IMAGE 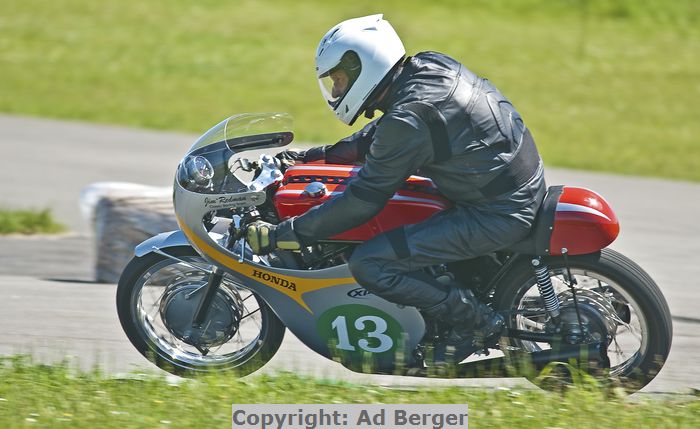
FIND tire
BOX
[116,246,285,377]
[492,248,672,392]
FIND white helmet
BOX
[316,14,405,125]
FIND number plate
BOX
[316,305,404,370]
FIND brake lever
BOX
[233,157,259,173]
[239,158,252,171]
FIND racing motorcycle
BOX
[116,113,672,392]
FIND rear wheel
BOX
[116,247,285,377]
[493,248,672,392]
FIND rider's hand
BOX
[246,219,301,254]
[274,149,305,171]
[275,147,327,170]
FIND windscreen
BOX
[176,113,293,195]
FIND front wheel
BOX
[493,248,672,392]
[116,246,286,377]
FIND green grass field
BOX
[1,0,699,181]
[1,357,699,428]
[0,209,66,235]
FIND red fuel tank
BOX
[273,164,452,241]
[549,187,620,256]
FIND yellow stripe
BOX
[177,215,355,313]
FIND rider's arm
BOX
[276,118,379,166]
[292,110,433,242]
[324,118,379,164]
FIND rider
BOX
[247,14,547,357]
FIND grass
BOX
[0,209,66,235]
[0,356,699,428]
[1,0,699,181]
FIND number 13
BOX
[330,315,393,353]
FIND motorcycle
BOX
[116,113,672,392]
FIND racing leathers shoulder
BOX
[292,51,546,243]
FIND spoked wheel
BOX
[116,247,285,377]
[493,249,672,392]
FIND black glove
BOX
[275,147,328,170]
[246,219,300,254]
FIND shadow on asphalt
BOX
[43,278,101,285]
[672,316,700,325]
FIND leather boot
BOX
[422,287,505,354]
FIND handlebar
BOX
[243,154,283,192]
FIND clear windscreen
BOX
[176,113,293,195]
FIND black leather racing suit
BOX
[292,51,547,311]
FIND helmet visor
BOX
[318,70,347,109]
[318,51,362,110]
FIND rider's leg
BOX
[348,205,533,347]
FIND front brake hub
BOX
[159,282,242,348]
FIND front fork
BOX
[192,268,225,326]
[191,213,247,327]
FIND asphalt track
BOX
[1,115,699,394]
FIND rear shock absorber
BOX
[531,257,560,322]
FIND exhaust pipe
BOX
[454,341,610,378]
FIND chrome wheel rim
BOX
[131,256,267,370]
[512,268,648,377]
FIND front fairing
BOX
[173,113,293,263]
